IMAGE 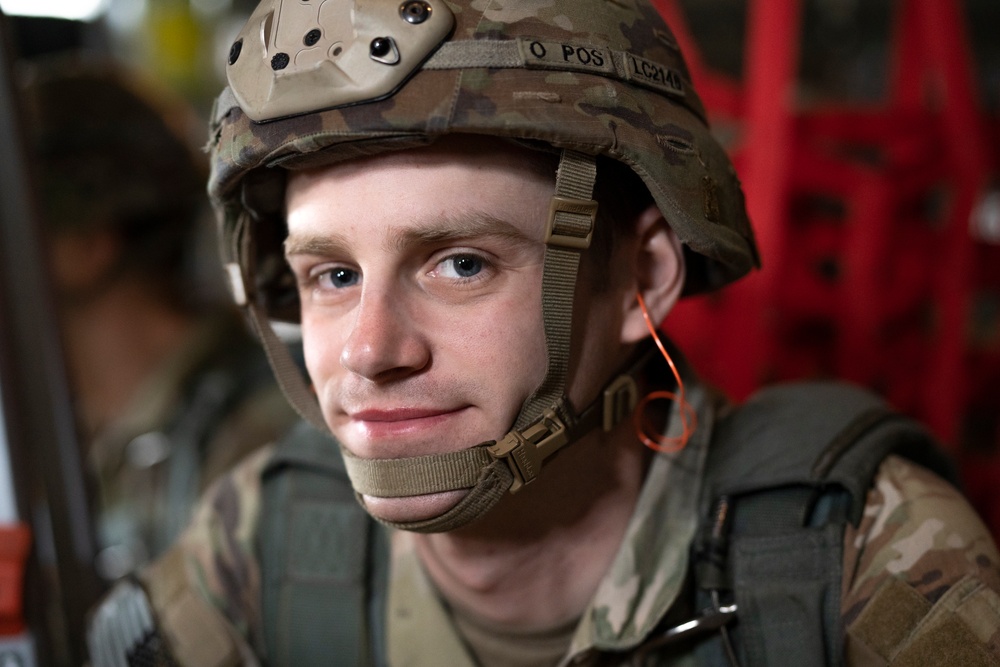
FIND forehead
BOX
[284,136,558,238]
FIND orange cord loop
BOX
[633,292,697,453]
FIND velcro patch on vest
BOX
[517,37,615,75]
[846,575,1000,666]
[289,502,367,582]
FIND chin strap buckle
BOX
[488,409,569,493]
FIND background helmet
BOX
[208,0,760,532]
[22,58,207,305]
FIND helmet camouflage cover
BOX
[208,0,760,532]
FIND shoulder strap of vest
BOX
[703,381,957,517]
[258,421,388,667]
[692,381,956,667]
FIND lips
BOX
[351,407,460,422]
[345,406,470,448]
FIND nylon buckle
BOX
[545,196,597,249]
[488,409,569,493]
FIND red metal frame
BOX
[653,0,1000,531]
[0,524,30,636]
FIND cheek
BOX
[446,293,547,402]
[300,311,346,390]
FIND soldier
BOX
[21,59,299,581]
[89,1,1000,665]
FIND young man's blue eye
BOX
[451,256,482,278]
[329,268,360,287]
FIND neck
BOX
[412,418,650,631]
[59,280,196,437]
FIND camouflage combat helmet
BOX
[209,0,760,533]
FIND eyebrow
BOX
[284,231,352,258]
[284,212,538,258]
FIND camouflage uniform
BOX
[88,312,299,580]
[123,373,1000,666]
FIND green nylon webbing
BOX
[365,456,515,534]
[516,150,596,430]
[247,300,329,430]
[421,39,701,119]
[341,444,494,497]
[423,39,524,70]
[235,212,329,433]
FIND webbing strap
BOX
[692,382,954,667]
[343,346,652,533]
[341,444,494,497]
[424,39,524,69]
[368,457,514,534]
[232,211,329,432]
[724,497,845,666]
[246,300,328,431]
[343,343,650,500]
[260,423,382,667]
[422,38,701,119]
[516,149,596,429]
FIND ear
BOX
[620,204,685,344]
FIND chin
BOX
[361,489,470,523]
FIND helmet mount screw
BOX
[271,53,290,70]
[369,37,400,64]
[304,29,322,47]
[228,39,243,66]
[370,37,392,58]
[400,0,432,24]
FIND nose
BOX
[340,284,430,381]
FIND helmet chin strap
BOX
[342,148,609,533]
[343,348,653,532]
[235,149,634,533]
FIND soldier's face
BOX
[285,137,571,522]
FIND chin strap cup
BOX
[361,456,514,534]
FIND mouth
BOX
[347,406,471,442]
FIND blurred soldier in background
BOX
[20,58,299,582]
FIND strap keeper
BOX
[545,196,597,249]
[602,375,638,431]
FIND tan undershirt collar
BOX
[450,604,580,667]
